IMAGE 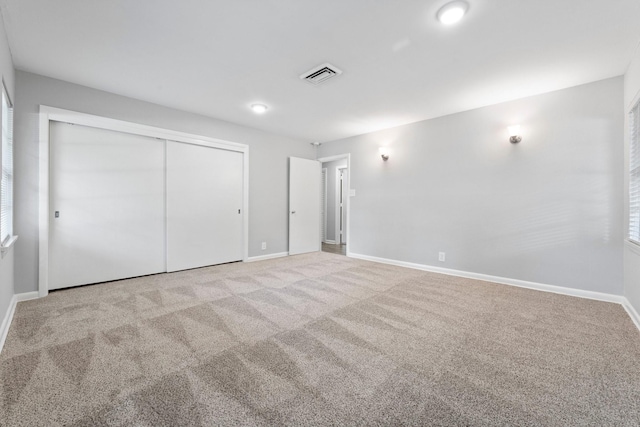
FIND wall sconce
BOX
[508,125,522,143]
[379,147,390,161]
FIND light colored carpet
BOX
[1,252,639,426]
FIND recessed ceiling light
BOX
[437,1,469,25]
[251,103,268,114]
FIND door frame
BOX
[336,166,347,245]
[38,106,249,297]
[318,154,351,256]
[321,167,327,243]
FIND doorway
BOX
[319,155,349,256]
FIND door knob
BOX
[291,211,296,214]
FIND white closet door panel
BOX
[49,122,165,290]
[166,141,243,272]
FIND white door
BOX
[166,141,243,272]
[289,157,321,255]
[49,122,166,290]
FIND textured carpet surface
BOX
[1,252,639,426]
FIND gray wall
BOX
[0,13,15,329]
[322,158,347,242]
[624,45,640,314]
[13,71,314,294]
[318,77,625,295]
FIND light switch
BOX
[349,189,356,197]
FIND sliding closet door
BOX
[49,122,165,290]
[166,141,243,272]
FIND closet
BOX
[166,140,243,272]
[48,121,244,290]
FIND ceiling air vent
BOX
[300,63,342,85]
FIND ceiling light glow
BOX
[437,1,469,25]
[251,103,268,114]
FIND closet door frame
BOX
[38,106,249,297]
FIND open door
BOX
[289,157,321,255]
[338,167,347,244]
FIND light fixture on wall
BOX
[251,103,268,114]
[437,1,469,25]
[508,125,522,143]
[379,147,390,161]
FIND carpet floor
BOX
[1,252,639,426]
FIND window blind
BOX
[630,100,640,244]
[1,88,13,245]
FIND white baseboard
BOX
[323,240,336,245]
[0,295,17,355]
[245,252,289,263]
[16,291,39,302]
[348,252,634,312]
[622,299,640,331]
[0,291,41,355]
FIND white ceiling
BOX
[1,0,639,142]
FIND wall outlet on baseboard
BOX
[438,252,446,262]
[261,242,267,250]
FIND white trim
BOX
[321,167,327,243]
[627,80,640,114]
[337,166,348,244]
[335,168,341,244]
[626,40,640,111]
[163,140,169,271]
[622,299,640,331]
[245,252,289,263]
[324,239,337,244]
[0,291,39,355]
[39,106,248,151]
[0,295,16,354]
[317,154,348,163]
[38,109,50,298]
[625,239,640,255]
[16,291,39,302]
[39,106,250,297]
[349,252,633,306]
[243,150,250,262]
[628,89,640,113]
[318,154,350,252]
[0,234,17,258]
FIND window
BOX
[1,83,14,249]
[630,99,640,244]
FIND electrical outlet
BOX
[438,252,446,262]
[261,242,267,250]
